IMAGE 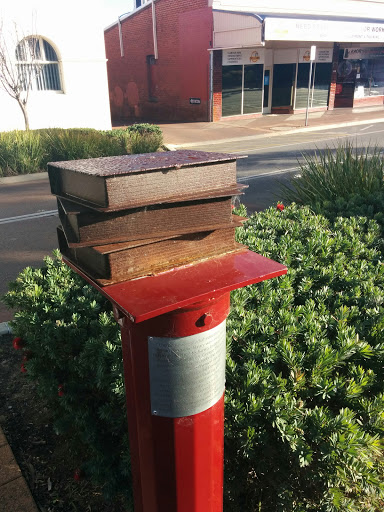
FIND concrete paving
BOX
[155,105,384,148]
[0,427,38,512]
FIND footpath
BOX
[1,105,384,512]
[0,422,38,511]
[156,105,384,148]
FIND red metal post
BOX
[116,294,229,512]
[65,250,287,512]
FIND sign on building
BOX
[223,48,265,65]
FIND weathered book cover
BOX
[58,185,246,247]
[57,223,247,286]
[48,150,240,211]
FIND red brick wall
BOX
[353,95,384,107]
[212,50,222,122]
[104,0,212,124]
[328,43,340,110]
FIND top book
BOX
[48,150,240,211]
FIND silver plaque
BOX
[148,320,226,418]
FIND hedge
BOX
[0,124,164,177]
[4,200,384,511]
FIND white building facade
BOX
[0,1,111,131]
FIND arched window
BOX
[15,36,62,91]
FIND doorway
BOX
[272,63,295,108]
[222,64,264,117]
[263,67,272,113]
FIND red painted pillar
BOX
[65,250,287,512]
[116,294,229,512]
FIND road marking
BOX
[0,210,58,225]
[360,124,374,131]
[228,132,354,154]
[238,166,300,181]
[186,127,384,155]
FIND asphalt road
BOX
[0,178,58,322]
[184,122,384,211]
[1,121,383,322]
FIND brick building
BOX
[104,0,384,124]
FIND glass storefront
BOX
[335,48,384,106]
[243,65,263,114]
[272,64,295,107]
[295,63,332,109]
[221,47,334,117]
[222,64,263,117]
[353,58,384,97]
[222,66,242,117]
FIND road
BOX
[0,178,58,322]
[182,122,384,211]
[1,121,383,322]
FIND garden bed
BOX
[0,333,126,512]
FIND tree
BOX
[0,18,42,130]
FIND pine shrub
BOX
[3,252,133,506]
[3,204,384,511]
[227,203,384,511]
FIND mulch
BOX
[0,333,127,512]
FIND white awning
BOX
[264,17,384,43]
[213,9,384,48]
[212,10,264,49]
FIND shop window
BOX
[222,65,242,116]
[272,64,295,107]
[15,36,62,91]
[354,58,384,97]
[243,65,263,114]
[295,63,332,109]
[222,64,263,117]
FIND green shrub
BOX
[0,125,164,175]
[283,143,384,206]
[4,204,384,511]
[3,252,133,505]
[125,123,162,136]
[43,128,127,163]
[311,191,384,237]
[0,130,48,176]
[128,131,164,154]
[226,204,384,511]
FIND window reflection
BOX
[222,64,263,117]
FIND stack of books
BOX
[48,150,248,286]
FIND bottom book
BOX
[57,226,247,286]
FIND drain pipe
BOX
[152,0,158,60]
[209,50,213,122]
[118,15,125,57]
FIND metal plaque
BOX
[148,320,226,418]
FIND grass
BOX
[282,143,384,205]
[0,125,164,177]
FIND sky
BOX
[1,0,136,31]
[102,0,135,26]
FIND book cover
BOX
[57,223,247,286]
[48,150,241,211]
[58,185,246,247]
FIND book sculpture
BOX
[48,150,248,286]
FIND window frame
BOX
[15,36,63,93]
